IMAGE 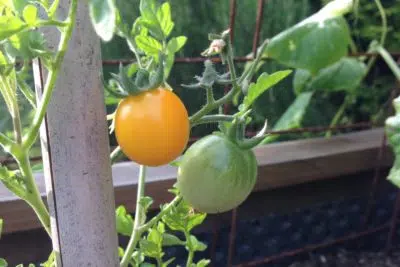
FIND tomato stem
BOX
[376,46,400,82]
[120,165,147,267]
[191,115,234,127]
[23,0,78,150]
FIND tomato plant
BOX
[0,0,397,266]
[114,87,189,167]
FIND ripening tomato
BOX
[176,134,258,214]
[114,87,190,167]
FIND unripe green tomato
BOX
[176,134,258,214]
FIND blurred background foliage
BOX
[1,0,399,156]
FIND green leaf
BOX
[88,0,116,42]
[147,228,163,246]
[188,235,207,252]
[139,0,164,40]
[295,57,367,94]
[265,16,352,74]
[187,213,206,232]
[243,70,292,109]
[0,259,7,267]
[132,251,145,265]
[115,205,133,237]
[22,4,37,26]
[156,2,174,37]
[135,35,162,56]
[0,15,26,42]
[196,259,211,267]
[139,239,162,259]
[261,92,313,145]
[167,36,187,53]
[162,233,185,246]
[293,69,312,93]
[162,258,175,267]
[5,31,49,60]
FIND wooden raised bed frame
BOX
[0,127,393,235]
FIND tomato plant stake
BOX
[32,1,120,266]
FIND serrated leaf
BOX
[162,233,185,246]
[265,16,351,74]
[115,205,133,237]
[135,35,162,56]
[22,4,37,26]
[0,259,7,267]
[167,36,187,53]
[187,213,206,232]
[5,30,49,60]
[243,70,292,109]
[88,0,116,42]
[189,235,207,252]
[296,57,367,94]
[156,2,174,37]
[196,259,210,267]
[147,228,163,246]
[261,92,313,145]
[140,239,162,259]
[0,15,26,42]
[139,0,164,40]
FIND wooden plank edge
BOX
[0,128,393,234]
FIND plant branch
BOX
[0,133,14,152]
[120,165,147,267]
[238,39,269,84]
[377,46,400,81]
[138,195,182,232]
[110,146,123,164]
[23,0,78,150]
[191,115,234,127]
[365,0,388,75]
[189,38,243,125]
[18,153,51,236]
[325,95,351,138]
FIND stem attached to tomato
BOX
[120,165,147,267]
[23,0,78,150]
[191,115,235,127]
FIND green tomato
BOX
[176,134,258,214]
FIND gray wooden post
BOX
[32,1,119,266]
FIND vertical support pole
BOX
[33,1,119,266]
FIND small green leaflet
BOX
[22,4,37,26]
[135,34,162,56]
[156,2,174,37]
[88,0,116,42]
[243,70,292,109]
[0,15,26,42]
[0,258,7,267]
[115,205,133,236]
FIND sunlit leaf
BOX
[88,0,116,42]
[243,70,292,109]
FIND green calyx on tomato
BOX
[176,133,258,214]
[104,52,166,98]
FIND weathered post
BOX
[32,1,119,266]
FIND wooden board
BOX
[0,128,393,234]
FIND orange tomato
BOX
[114,87,190,166]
